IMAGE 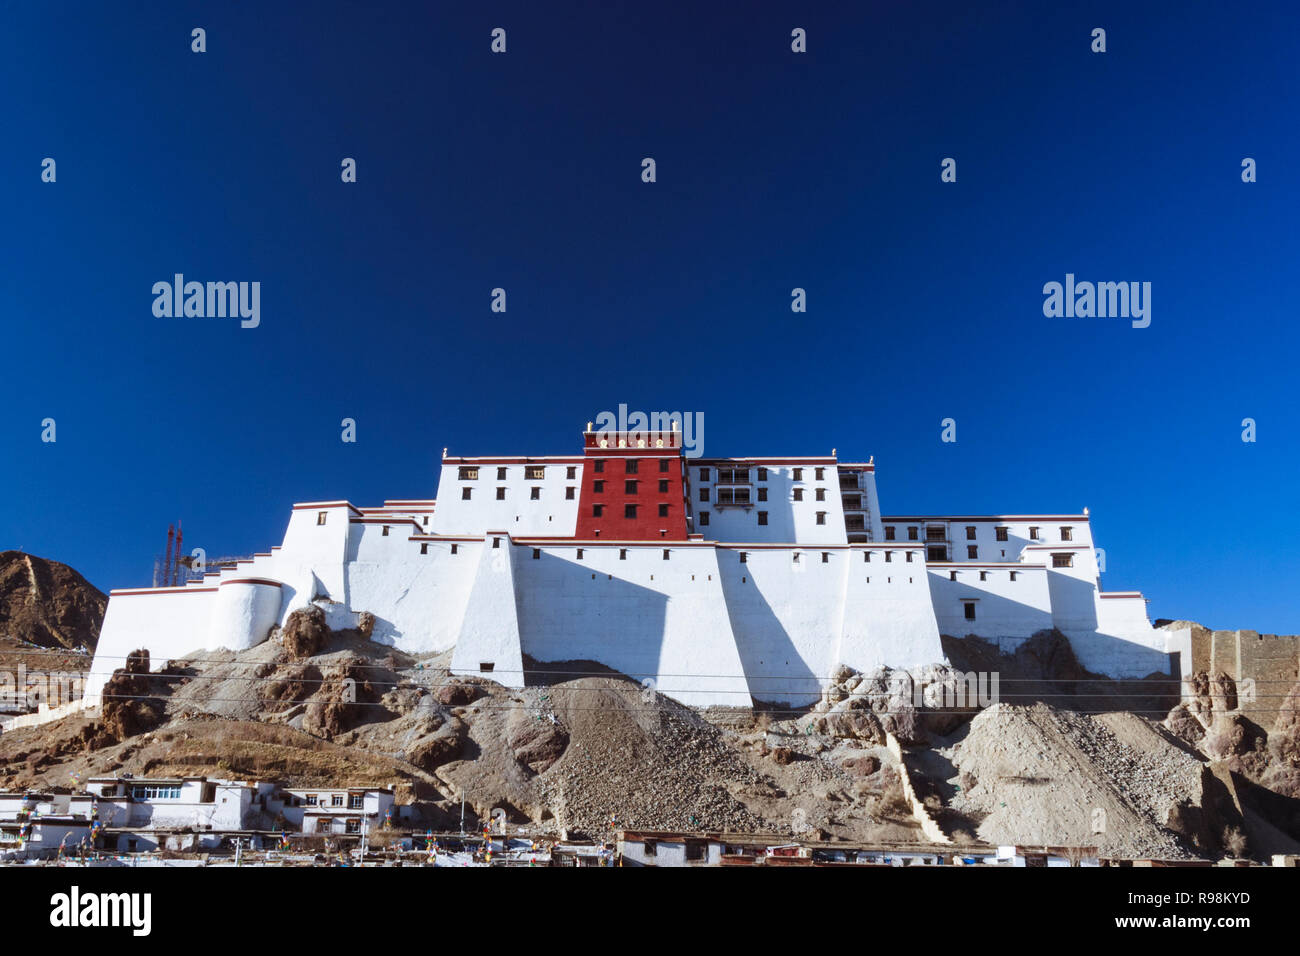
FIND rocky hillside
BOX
[0,550,106,651]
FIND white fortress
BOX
[87,425,1172,708]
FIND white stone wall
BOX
[690,462,847,545]
[431,460,584,537]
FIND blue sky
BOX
[1,1,1296,632]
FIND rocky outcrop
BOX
[0,550,106,650]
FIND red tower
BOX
[574,425,689,540]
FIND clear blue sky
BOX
[2,2,1296,632]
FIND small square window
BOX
[757,487,768,502]
[525,465,545,480]
[458,467,479,480]
[567,466,577,479]
[905,551,913,562]
[462,488,472,500]
[625,480,638,494]
[619,549,628,560]
[815,467,824,481]
[792,468,803,481]
[420,543,428,554]
[625,459,639,474]
[532,548,541,559]
[816,512,826,525]
[576,548,584,559]
[1029,526,1040,540]
[496,487,506,500]
[821,552,829,563]
[451,544,458,554]
[757,511,768,526]
[966,526,977,540]
[699,511,710,526]
[885,526,895,541]
[964,603,977,621]
[968,545,978,559]
[594,459,605,473]
[658,504,669,517]
[594,480,604,493]
[698,467,710,481]
[757,467,767,481]
[815,488,825,501]
[663,549,670,560]
[565,487,575,500]
[995,527,1009,542]
[317,511,328,526]
[530,487,541,500]
[908,527,919,541]
[624,504,637,519]
[792,488,804,502]
[659,459,670,473]
[658,480,669,493]
[739,552,747,564]
[497,466,507,480]
[592,504,604,517]
[1060,526,1073,541]
[699,488,709,502]
[382,525,390,536]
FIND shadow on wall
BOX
[512,552,671,689]
[718,563,820,710]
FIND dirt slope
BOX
[0,550,106,651]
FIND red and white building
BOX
[86,425,1168,708]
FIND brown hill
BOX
[0,550,106,651]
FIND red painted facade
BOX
[574,430,690,540]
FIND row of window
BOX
[592,458,672,474]
[591,503,672,518]
[303,793,363,808]
[462,486,579,501]
[593,479,673,494]
[696,466,825,482]
[884,524,1075,542]
[696,510,828,527]
[458,465,581,481]
[129,785,182,800]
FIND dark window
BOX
[757,487,768,502]
[659,459,670,473]
[458,467,478,480]
[619,549,627,560]
[821,552,829,563]
[1052,553,1074,568]
[625,459,639,474]
[565,487,575,500]
[905,551,914,562]
[382,525,389,536]
[815,467,824,480]
[996,527,1009,541]
[497,467,507,480]
[663,549,670,560]
[757,511,768,526]
[699,467,710,481]
[979,570,987,581]
[699,488,709,502]
[533,548,540,559]
[966,526,977,540]
[964,603,976,621]
[451,544,458,554]
[594,480,604,493]
[624,504,637,519]
[885,526,895,540]
[792,488,804,502]
[420,543,428,555]
[815,488,826,501]
[885,551,893,562]
[699,511,710,526]
[566,466,576,479]
[757,467,767,481]
[317,512,327,526]
[739,552,747,564]
[461,488,472,500]
[968,545,978,559]
[625,480,638,494]
[792,468,803,480]
[658,504,669,517]
[927,545,947,561]
[658,480,669,493]
[594,459,605,473]
[816,512,826,525]
[1029,526,1040,539]
[592,504,603,517]
[908,526,919,540]
[530,487,541,500]
[496,487,506,500]
[576,548,584,559]
[1060,526,1073,541]
[525,465,545,480]
[492,537,500,548]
